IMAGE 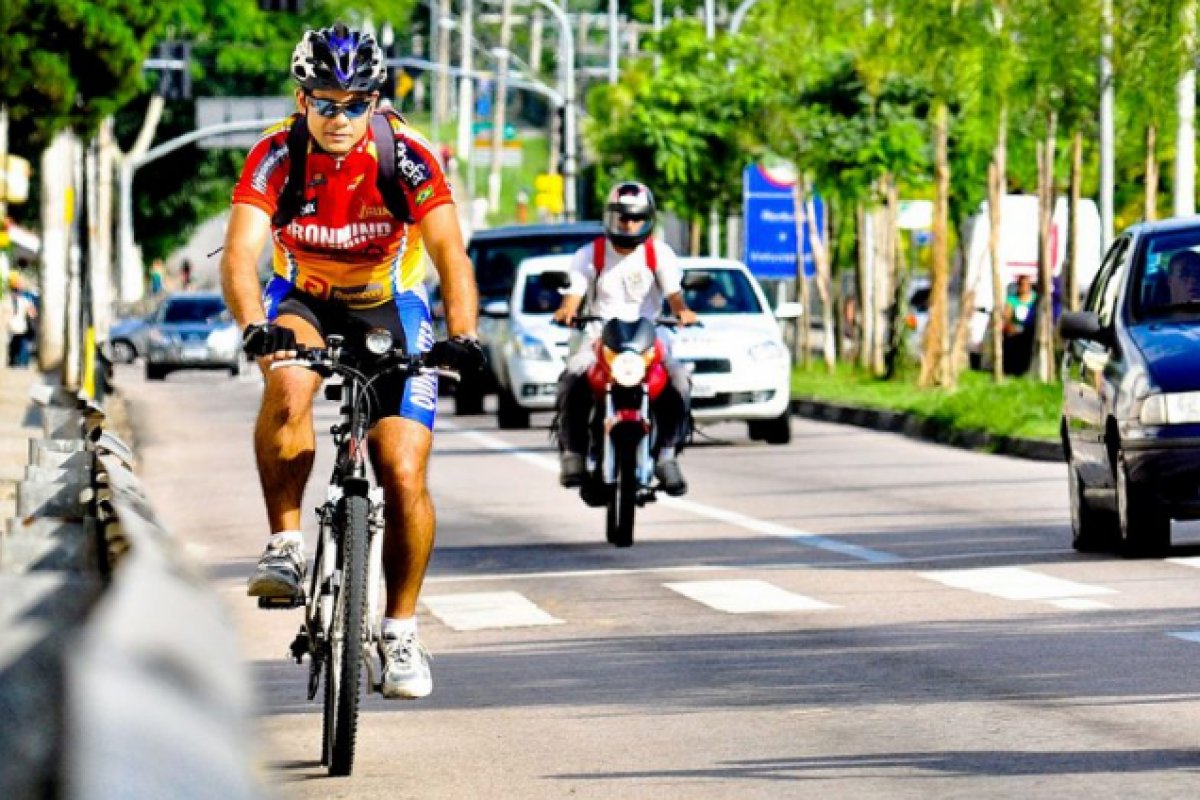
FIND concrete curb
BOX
[790,398,1064,462]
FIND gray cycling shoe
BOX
[379,632,433,699]
[246,539,306,598]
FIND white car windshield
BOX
[680,271,763,315]
[521,275,565,315]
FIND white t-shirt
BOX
[565,238,683,323]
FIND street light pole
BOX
[608,0,619,84]
[531,0,577,220]
[706,0,719,256]
[487,0,515,212]
[1099,0,1114,245]
[705,0,715,40]
[730,0,763,33]
[456,0,476,199]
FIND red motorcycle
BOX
[569,315,676,547]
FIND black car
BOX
[1060,218,1200,556]
[453,221,604,414]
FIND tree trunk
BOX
[919,100,952,388]
[799,176,836,372]
[689,217,702,256]
[790,184,811,366]
[1145,123,1159,221]
[1033,110,1058,383]
[856,202,872,369]
[39,131,77,373]
[988,114,1007,383]
[877,177,898,376]
[1066,130,1082,312]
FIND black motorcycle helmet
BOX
[603,182,657,250]
[291,23,386,93]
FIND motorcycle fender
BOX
[646,362,668,400]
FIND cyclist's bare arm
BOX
[420,205,479,338]
[220,203,272,328]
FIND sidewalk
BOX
[0,366,42,522]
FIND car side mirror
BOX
[1058,310,1111,346]
[774,301,804,321]
[537,271,571,291]
[481,299,510,319]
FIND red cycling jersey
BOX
[232,113,454,308]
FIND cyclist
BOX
[219,23,483,700]
[552,181,698,496]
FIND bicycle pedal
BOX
[257,590,306,610]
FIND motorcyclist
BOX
[552,181,698,496]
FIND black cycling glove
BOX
[241,322,298,357]
[428,335,486,374]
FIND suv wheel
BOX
[748,413,791,445]
[1116,451,1170,557]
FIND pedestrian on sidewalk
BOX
[7,273,37,368]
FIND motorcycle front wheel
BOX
[605,442,638,547]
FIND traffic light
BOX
[258,0,305,10]
[154,42,192,100]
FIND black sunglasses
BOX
[306,94,374,119]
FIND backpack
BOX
[592,236,657,275]
[271,109,414,228]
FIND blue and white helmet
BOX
[291,23,386,93]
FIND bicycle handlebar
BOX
[269,345,461,383]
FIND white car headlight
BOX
[610,351,647,387]
[207,325,240,353]
[1140,391,1200,425]
[514,332,553,361]
[748,339,787,361]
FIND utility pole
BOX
[531,8,544,73]
[487,0,515,214]
[0,105,9,298]
[1176,0,1197,218]
[1099,0,1114,243]
[706,6,720,256]
[64,139,84,391]
[39,131,75,373]
[92,119,115,346]
[435,0,452,141]
[457,0,476,199]
[608,0,620,83]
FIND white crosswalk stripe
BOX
[664,579,836,614]
[422,590,564,631]
[919,566,1115,607]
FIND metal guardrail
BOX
[0,381,263,799]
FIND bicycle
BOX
[258,330,457,777]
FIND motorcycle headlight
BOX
[365,327,394,355]
[515,332,553,361]
[748,339,787,361]
[611,351,647,387]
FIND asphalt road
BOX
[117,362,1200,799]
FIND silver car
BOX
[144,292,242,380]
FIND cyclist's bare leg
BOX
[368,418,435,618]
[254,314,324,533]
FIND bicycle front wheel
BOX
[328,494,370,776]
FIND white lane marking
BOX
[422,590,564,631]
[920,566,1116,602]
[665,579,835,614]
[1048,598,1113,611]
[1168,557,1200,569]
[1168,631,1200,644]
[427,564,739,584]
[442,425,902,564]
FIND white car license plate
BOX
[691,381,716,399]
[182,344,207,360]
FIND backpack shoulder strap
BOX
[644,239,657,272]
[593,237,606,274]
[371,109,415,224]
[271,114,309,228]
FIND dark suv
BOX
[453,222,604,414]
[1060,218,1200,556]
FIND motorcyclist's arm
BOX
[554,293,583,324]
[421,204,479,339]
[220,203,272,327]
[665,292,699,326]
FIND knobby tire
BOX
[329,495,370,776]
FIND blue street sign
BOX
[476,79,493,118]
[742,164,823,279]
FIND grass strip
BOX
[790,362,1062,442]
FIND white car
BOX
[670,258,801,444]
[483,254,576,429]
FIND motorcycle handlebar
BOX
[551,316,702,330]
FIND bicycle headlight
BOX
[611,351,647,387]
[364,327,394,355]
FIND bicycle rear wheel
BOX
[327,495,370,776]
